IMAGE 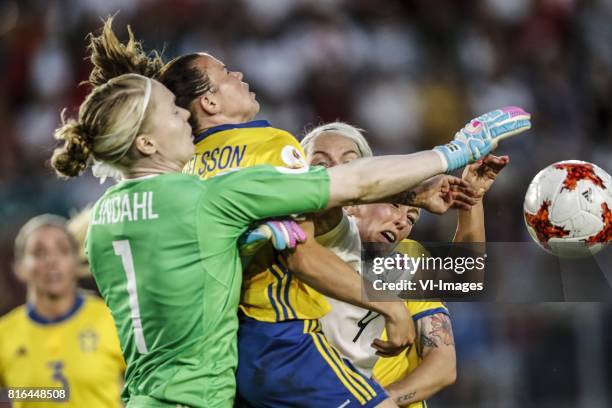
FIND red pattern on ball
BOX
[525,200,571,246]
[586,203,612,244]
[554,163,605,191]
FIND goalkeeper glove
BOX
[239,219,307,257]
[434,106,531,172]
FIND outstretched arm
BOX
[327,107,530,209]
[326,151,446,209]
[311,174,477,239]
[208,108,529,225]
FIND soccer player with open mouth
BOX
[52,18,530,408]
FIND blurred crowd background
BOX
[0,0,610,406]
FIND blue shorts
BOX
[236,315,388,408]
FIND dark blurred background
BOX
[0,0,611,406]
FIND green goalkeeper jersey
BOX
[86,165,330,408]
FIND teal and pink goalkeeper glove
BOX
[434,106,531,172]
[239,219,307,257]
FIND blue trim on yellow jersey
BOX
[27,294,84,325]
[269,264,289,320]
[283,272,296,319]
[267,283,281,321]
[194,120,272,143]
[274,254,296,319]
[412,307,449,322]
[264,253,297,321]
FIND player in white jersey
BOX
[302,122,509,406]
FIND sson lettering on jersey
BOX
[193,145,247,176]
[185,120,328,322]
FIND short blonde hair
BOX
[51,73,153,178]
[301,122,373,159]
[14,214,77,262]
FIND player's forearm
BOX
[443,202,486,285]
[453,201,485,243]
[326,151,446,209]
[286,241,406,319]
[385,348,457,406]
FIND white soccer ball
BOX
[523,160,612,258]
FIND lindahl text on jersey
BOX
[91,192,159,225]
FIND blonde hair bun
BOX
[51,116,93,178]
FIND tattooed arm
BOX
[384,313,457,407]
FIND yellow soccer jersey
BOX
[371,239,448,408]
[184,120,308,178]
[0,294,125,408]
[372,300,449,408]
[184,120,330,322]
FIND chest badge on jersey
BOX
[78,329,99,352]
[281,146,307,169]
[14,345,28,358]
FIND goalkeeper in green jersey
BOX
[50,74,528,407]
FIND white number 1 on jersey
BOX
[113,240,149,354]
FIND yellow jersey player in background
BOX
[0,214,125,408]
